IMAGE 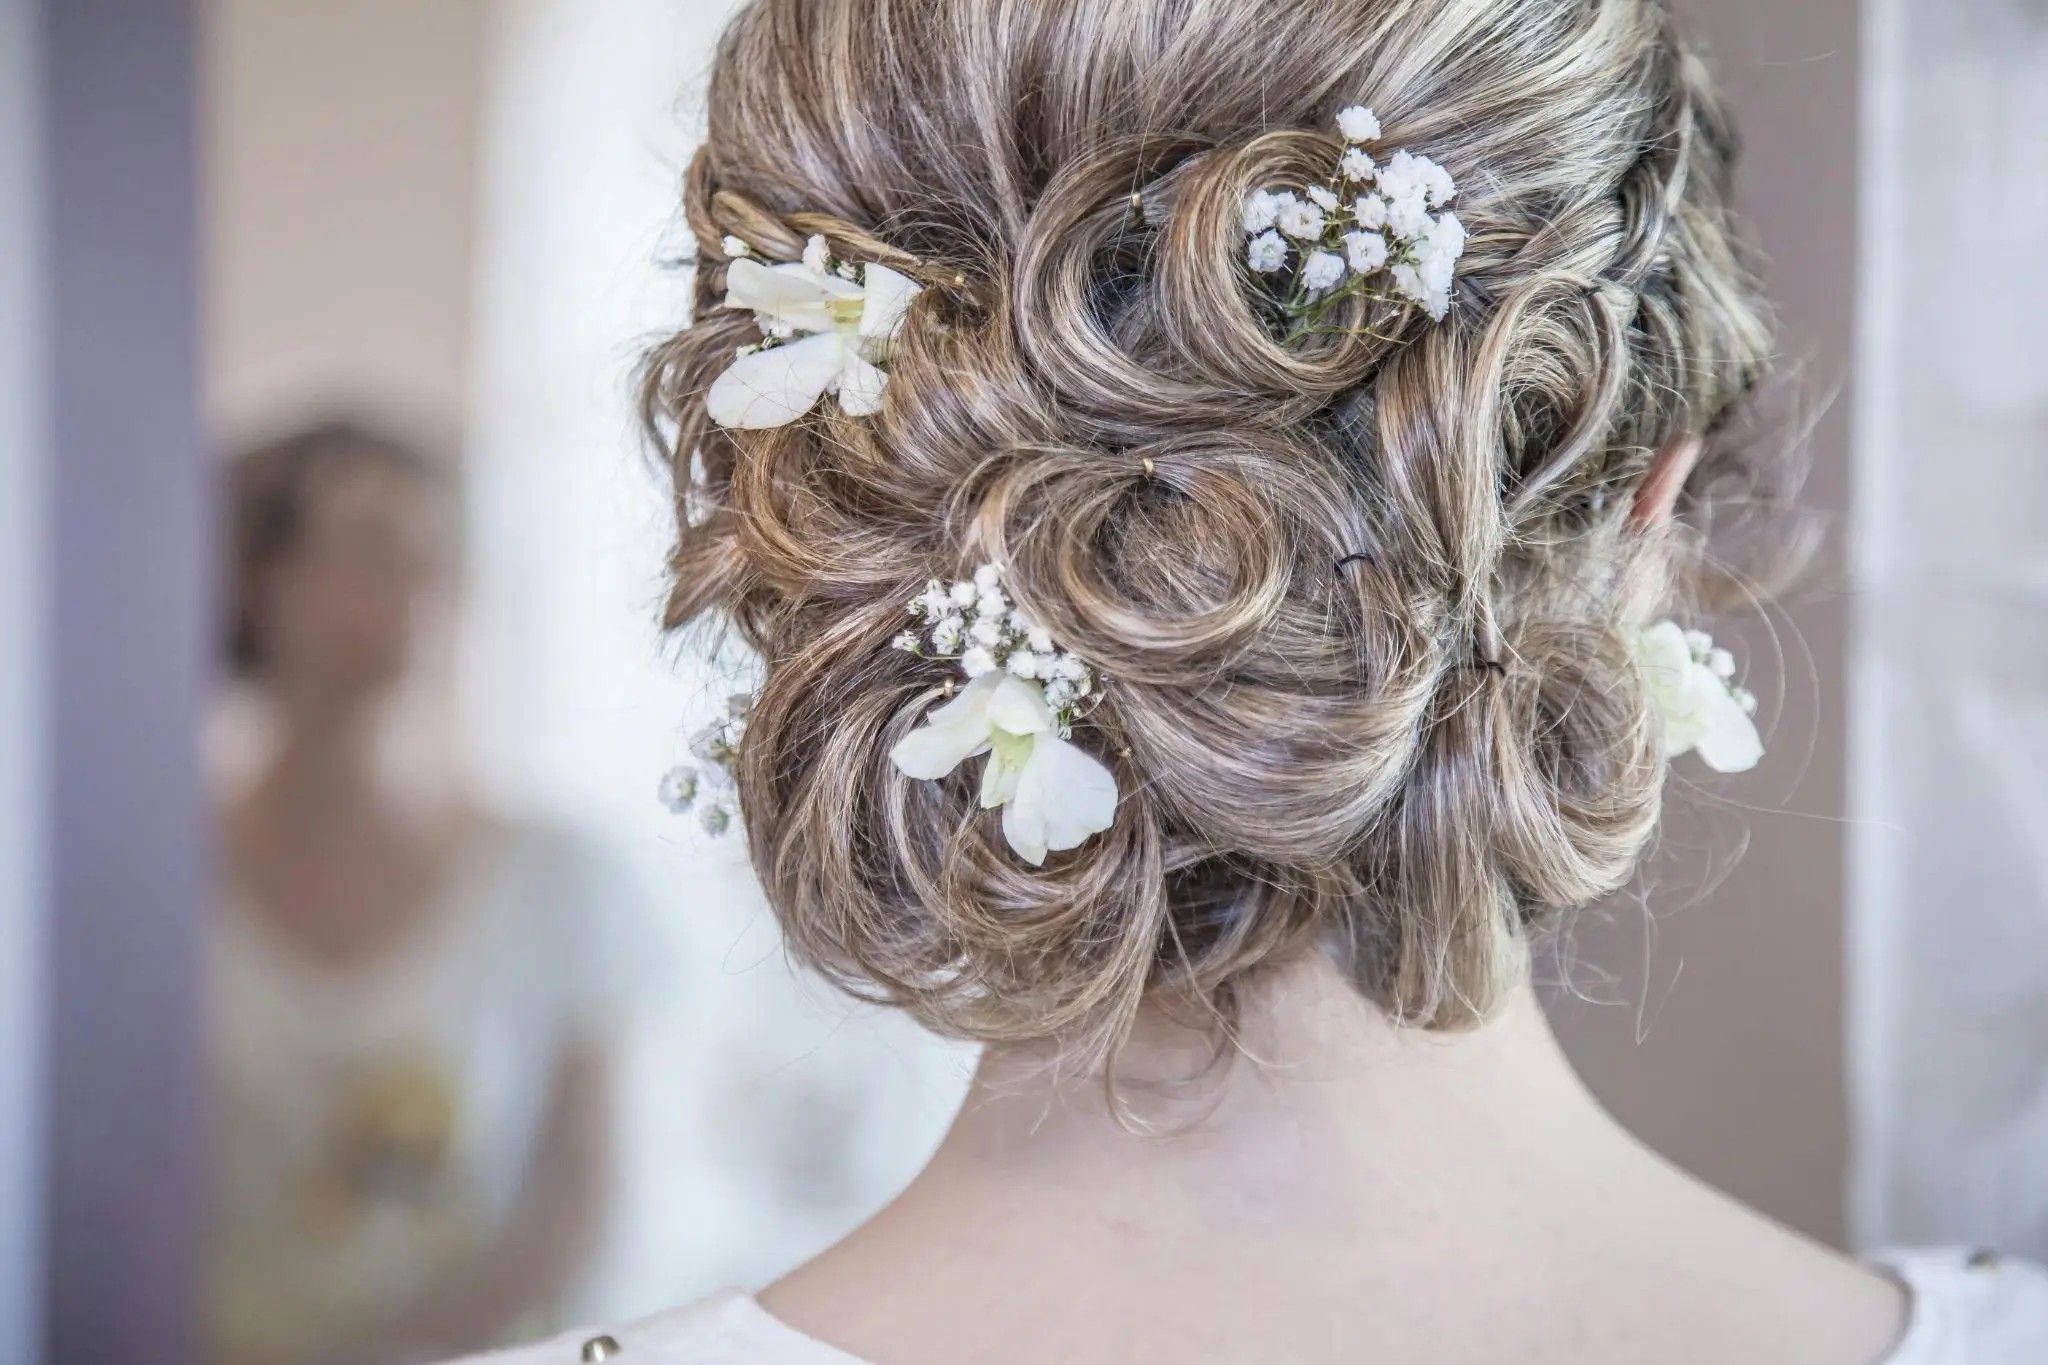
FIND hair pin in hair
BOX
[1634,622,1762,774]
[706,233,922,430]
[1334,552,1373,573]
[660,692,755,836]
[887,563,1118,866]
[1242,105,1467,325]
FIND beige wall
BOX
[1551,0,1861,1248]
[203,0,491,441]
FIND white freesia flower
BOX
[1337,105,1382,144]
[889,672,1119,866]
[707,234,923,429]
[1634,621,1764,774]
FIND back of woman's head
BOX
[644,0,1781,1066]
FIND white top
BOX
[206,821,651,1363]
[454,1248,2048,1365]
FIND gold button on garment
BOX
[581,1334,623,1362]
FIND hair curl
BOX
[642,0,1787,1068]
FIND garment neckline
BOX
[705,1290,876,1365]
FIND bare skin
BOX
[762,958,1906,1365]
[759,437,1904,1364]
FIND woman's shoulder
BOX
[450,1291,869,1365]
[1874,1247,2048,1363]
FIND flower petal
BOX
[1691,683,1764,774]
[837,352,889,416]
[985,676,1055,737]
[859,262,922,341]
[1010,732,1118,859]
[1000,792,1050,866]
[721,259,846,332]
[706,332,845,429]
[979,730,1032,809]
[888,672,1001,780]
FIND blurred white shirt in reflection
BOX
[205,820,649,1363]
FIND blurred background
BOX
[1,0,2043,1362]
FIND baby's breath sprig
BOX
[659,692,754,836]
[888,562,1118,866]
[1242,105,1467,331]
[894,563,1103,736]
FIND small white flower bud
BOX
[1707,648,1736,679]
[961,646,998,678]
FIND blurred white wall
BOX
[1850,0,2048,1256]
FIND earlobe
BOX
[1632,434,1704,529]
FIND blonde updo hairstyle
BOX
[643,0,1781,1069]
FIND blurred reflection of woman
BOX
[207,421,641,1365]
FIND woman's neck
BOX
[767,952,1905,1365]
[932,954,1633,1206]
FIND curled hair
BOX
[642,0,1787,1066]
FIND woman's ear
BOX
[1632,434,1704,529]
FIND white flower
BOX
[1275,198,1327,240]
[1025,625,1055,653]
[802,234,832,276]
[961,645,998,678]
[1337,105,1382,144]
[1301,250,1347,292]
[699,803,734,837]
[969,616,1004,648]
[1247,229,1290,273]
[1634,621,1764,774]
[1354,194,1389,230]
[722,235,752,259]
[913,582,954,619]
[1306,185,1341,212]
[1242,189,1290,234]
[1340,148,1376,182]
[948,580,978,607]
[1053,653,1091,685]
[1379,150,1456,209]
[658,766,698,814]
[1707,648,1736,680]
[1007,651,1041,679]
[892,631,920,653]
[1344,231,1389,273]
[976,588,1008,618]
[889,672,1119,866]
[706,235,924,429]
[973,563,1004,593]
[931,617,964,653]
[1385,190,1433,243]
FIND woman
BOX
[469,0,2048,1360]
[210,421,637,1364]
